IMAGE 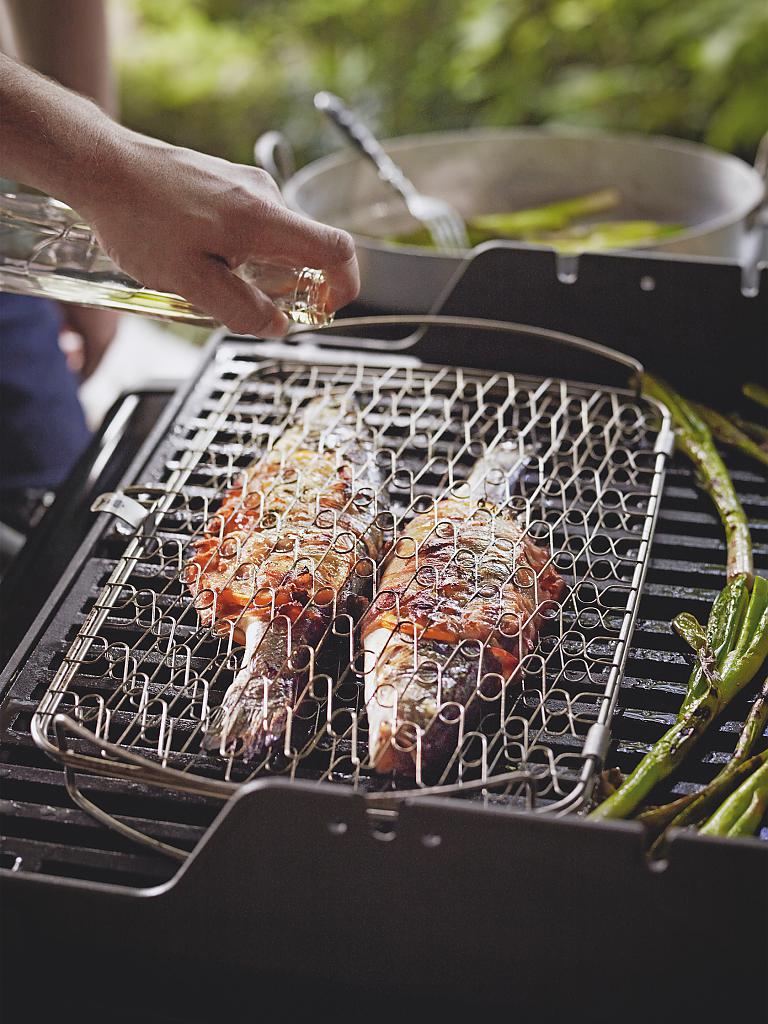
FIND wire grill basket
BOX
[32,322,670,857]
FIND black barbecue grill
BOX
[1,245,766,1022]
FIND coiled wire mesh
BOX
[32,335,669,855]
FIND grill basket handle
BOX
[299,315,644,393]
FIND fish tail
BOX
[203,670,291,760]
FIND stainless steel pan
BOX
[257,127,768,312]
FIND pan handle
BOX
[741,131,768,296]
[745,130,768,226]
[748,130,768,224]
[254,131,295,188]
[753,131,768,188]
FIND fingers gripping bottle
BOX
[0,187,333,329]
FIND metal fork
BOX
[314,92,470,253]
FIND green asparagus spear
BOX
[678,580,749,717]
[640,680,768,840]
[525,220,682,254]
[699,757,768,837]
[590,691,718,821]
[642,375,753,583]
[691,403,768,468]
[590,577,768,821]
[726,789,768,837]
[637,595,752,833]
[389,191,621,248]
[596,379,764,829]
[637,750,768,835]
[391,212,681,251]
[730,414,768,451]
[469,189,620,237]
[710,575,768,706]
[672,611,707,646]
[673,611,717,681]
[743,383,768,410]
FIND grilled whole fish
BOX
[364,458,565,777]
[186,398,385,759]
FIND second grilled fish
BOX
[363,453,565,778]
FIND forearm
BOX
[0,53,359,336]
[5,0,117,115]
[0,52,120,207]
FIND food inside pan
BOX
[382,188,682,252]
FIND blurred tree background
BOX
[111,0,768,167]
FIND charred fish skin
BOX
[189,398,386,760]
[366,631,513,779]
[205,666,295,761]
[364,486,565,779]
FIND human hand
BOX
[71,132,359,338]
[59,305,119,379]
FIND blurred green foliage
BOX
[113,0,767,166]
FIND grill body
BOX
[1,247,767,1020]
[1,782,766,1022]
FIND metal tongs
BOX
[314,91,470,253]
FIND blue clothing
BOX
[0,293,91,491]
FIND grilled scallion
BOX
[730,414,768,451]
[642,375,753,584]
[590,576,768,821]
[699,757,768,838]
[743,382,768,410]
[639,680,768,840]
[692,403,768,469]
